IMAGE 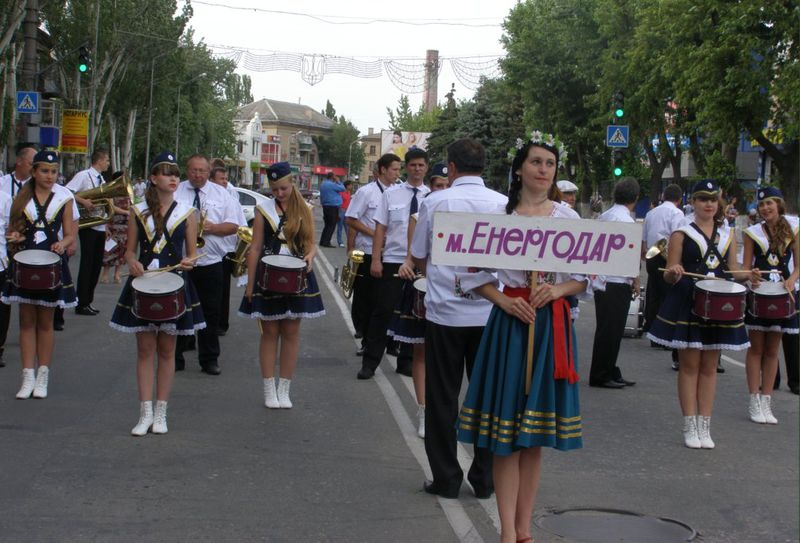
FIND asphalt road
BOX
[0,207,796,542]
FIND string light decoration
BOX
[209,45,501,91]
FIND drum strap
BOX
[690,223,726,275]
[264,200,290,256]
[140,202,179,268]
[762,223,789,278]
[32,192,57,246]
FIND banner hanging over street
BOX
[431,212,642,277]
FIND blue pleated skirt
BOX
[238,268,325,321]
[387,279,425,344]
[457,304,582,455]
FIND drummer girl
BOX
[647,180,749,449]
[742,187,799,425]
[239,161,325,410]
[109,151,205,436]
[3,150,77,400]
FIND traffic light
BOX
[612,150,624,177]
[612,90,624,119]
[78,46,91,73]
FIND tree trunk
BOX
[643,135,668,203]
[122,108,136,173]
[107,112,117,171]
[0,1,27,60]
[689,132,705,177]
[751,131,799,214]
[87,50,127,152]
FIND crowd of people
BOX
[0,133,796,543]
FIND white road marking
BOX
[721,354,746,368]
[315,250,487,543]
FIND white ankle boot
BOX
[697,416,715,449]
[32,366,49,399]
[417,405,425,439]
[152,401,168,434]
[131,401,154,436]
[263,378,280,409]
[16,369,36,399]
[683,415,701,449]
[760,395,778,424]
[277,378,292,409]
[749,393,766,424]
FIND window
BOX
[369,145,376,155]
[238,192,256,206]
[261,143,280,164]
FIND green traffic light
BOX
[615,108,624,118]
[613,167,623,176]
[79,64,88,73]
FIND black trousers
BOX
[176,262,223,368]
[776,333,799,391]
[590,283,632,384]
[219,253,234,332]
[351,253,374,344]
[320,205,339,245]
[0,270,9,355]
[362,263,411,371]
[425,322,493,492]
[76,228,105,308]
[644,255,669,332]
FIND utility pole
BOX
[20,0,39,149]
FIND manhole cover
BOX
[535,508,697,542]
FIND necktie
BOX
[193,187,201,209]
[409,187,419,216]
[96,174,103,187]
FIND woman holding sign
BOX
[647,180,749,449]
[455,132,590,543]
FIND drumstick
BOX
[121,253,205,278]
[658,268,726,281]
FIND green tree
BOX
[224,74,254,107]
[315,113,364,178]
[386,94,441,132]
[322,99,337,121]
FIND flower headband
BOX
[507,129,568,162]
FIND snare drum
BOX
[748,282,794,320]
[692,279,746,321]
[412,277,427,320]
[258,254,307,294]
[131,273,186,322]
[12,249,62,290]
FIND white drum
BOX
[131,273,186,321]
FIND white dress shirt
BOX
[0,172,30,199]
[66,167,106,232]
[411,176,508,327]
[345,180,393,255]
[174,180,242,266]
[0,191,11,271]
[643,201,685,249]
[373,182,430,264]
[221,183,244,253]
[598,203,636,286]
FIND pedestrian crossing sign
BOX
[606,125,629,148]
[16,91,39,114]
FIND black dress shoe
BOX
[217,328,228,336]
[790,385,799,395]
[357,367,375,380]
[53,322,64,331]
[395,365,413,377]
[423,480,460,499]
[590,380,625,389]
[354,331,363,339]
[472,485,494,499]
[0,357,5,367]
[86,305,100,314]
[320,243,335,248]
[201,363,221,375]
[614,378,636,386]
[75,306,97,316]
[716,359,725,373]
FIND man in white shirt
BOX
[590,178,640,388]
[0,190,11,365]
[209,166,245,336]
[0,147,35,199]
[174,155,241,375]
[358,149,431,379]
[66,148,110,315]
[345,153,402,359]
[556,179,579,210]
[411,138,505,500]
[642,184,684,335]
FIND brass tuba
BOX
[645,238,668,260]
[227,226,253,277]
[76,175,134,229]
[196,210,207,248]
[339,249,364,299]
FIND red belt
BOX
[502,286,579,385]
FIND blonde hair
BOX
[272,176,314,255]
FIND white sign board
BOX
[431,212,642,277]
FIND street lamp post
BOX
[347,138,360,180]
[175,72,207,159]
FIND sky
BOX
[184,0,520,134]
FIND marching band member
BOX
[239,162,324,409]
[453,133,588,543]
[742,187,799,424]
[109,152,204,436]
[174,154,240,375]
[387,161,448,438]
[3,150,77,399]
[647,180,749,449]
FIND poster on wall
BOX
[380,130,431,160]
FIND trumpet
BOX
[339,249,364,299]
[645,238,668,260]
[76,175,134,229]
[196,210,207,248]
[227,226,253,277]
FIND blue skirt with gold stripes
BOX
[456,304,582,455]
